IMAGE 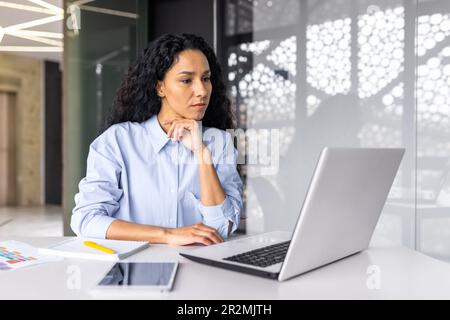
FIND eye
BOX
[203,76,211,82]
[180,79,191,84]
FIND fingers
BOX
[195,223,224,239]
[167,227,214,246]
[167,224,224,246]
[193,223,224,243]
[167,126,193,144]
[164,118,178,139]
[166,121,182,140]
[178,128,188,140]
[193,235,214,246]
[166,121,177,140]
[164,119,195,132]
[162,117,182,126]
[192,229,222,244]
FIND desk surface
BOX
[1,236,450,299]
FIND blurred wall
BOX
[0,53,43,206]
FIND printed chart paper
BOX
[0,241,61,271]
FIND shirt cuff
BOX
[198,196,234,223]
[188,192,235,238]
[81,214,117,239]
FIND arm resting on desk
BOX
[105,220,223,245]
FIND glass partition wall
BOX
[416,0,450,261]
[63,0,147,235]
[218,0,450,262]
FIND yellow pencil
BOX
[83,241,116,254]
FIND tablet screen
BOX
[97,262,178,289]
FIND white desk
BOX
[1,236,450,299]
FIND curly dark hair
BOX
[105,33,235,131]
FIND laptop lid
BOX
[278,147,404,281]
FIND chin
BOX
[191,112,206,121]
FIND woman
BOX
[71,33,243,246]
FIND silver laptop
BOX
[180,147,405,281]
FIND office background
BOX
[0,0,449,263]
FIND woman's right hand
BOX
[165,223,224,246]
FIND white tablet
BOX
[91,262,179,295]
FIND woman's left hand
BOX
[163,118,204,153]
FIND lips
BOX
[192,103,206,108]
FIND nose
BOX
[194,78,208,98]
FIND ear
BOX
[156,81,165,98]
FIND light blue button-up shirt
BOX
[71,115,243,240]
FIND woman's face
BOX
[157,49,212,121]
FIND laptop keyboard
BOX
[223,241,291,268]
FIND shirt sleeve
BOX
[70,131,123,239]
[192,131,244,239]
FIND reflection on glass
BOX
[223,0,450,261]
[358,7,404,99]
[307,18,352,95]
[222,1,420,254]
[416,4,450,262]
[225,0,300,36]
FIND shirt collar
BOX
[146,115,170,153]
